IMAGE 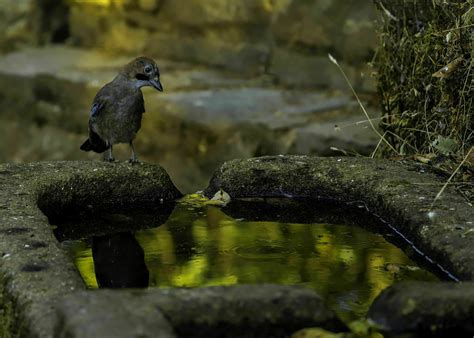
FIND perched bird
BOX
[80,57,163,162]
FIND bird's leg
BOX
[128,141,138,164]
[103,144,115,162]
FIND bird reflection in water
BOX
[92,232,149,288]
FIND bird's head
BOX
[122,56,163,92]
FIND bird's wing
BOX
[89,83,115,121]
[89,101,104,120]
[86,95,109,152]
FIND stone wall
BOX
[0,0,33,51]
[0,0,69,52]
[57,0,376,90]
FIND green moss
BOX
[374,0,473,156]
[0,275,24,338]
[401,298,416,315]
[0,287,14,338]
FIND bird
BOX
[80,56,163,163]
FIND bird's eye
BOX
[144,65,153,74]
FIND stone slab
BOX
[57,285,346,338]
[368,281,474,336]
[56,290,176,338]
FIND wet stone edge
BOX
[203,155,474,335]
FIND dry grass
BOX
[375,0,472,155]
[373,0,473,201]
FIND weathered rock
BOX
[272,1,378,63]
[368,282,474,336]
[58,285,346,338]
[0,0,34,51]
[68,3,105,47]
[35,161,182,221]
[289,114,379,155]
[56,291,176,338]
[146,30,270,74]
[204,156,474,281]
[138,0,160,12]
[0,161,181,337]
[269,0,378,89]
[102,22,150,54]
[32,0,70,44]
[157,0,273,25]
[0,0,69,52]
[151,88,349,128]
[270,50,347,89]
[269,49,376,91]
[153,285,346,337]
[63,0,378,89]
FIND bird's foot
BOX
[128,158,139,165]
[103,157,115,162]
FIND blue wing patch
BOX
[90,102,104,119]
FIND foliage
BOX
[374,0,473,157]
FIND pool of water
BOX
[56,196,438,323]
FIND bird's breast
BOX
[97,93,145,144]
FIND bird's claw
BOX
[128,158,139,165]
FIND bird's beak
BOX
[149,78,163,92]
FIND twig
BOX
[328,54,400,156]
[377,0,399,21]
[430,147,473,210]
[371,131,388,158]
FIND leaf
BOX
[432,136,459,155]
[414,154,435,164]
[206,189,231,207]
[432,57,464,78]
[292,328,343,338]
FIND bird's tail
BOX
[80,130,109,153]
[80,139,93,152]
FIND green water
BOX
[58,196,438,323]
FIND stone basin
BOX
[0,157,472,337]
